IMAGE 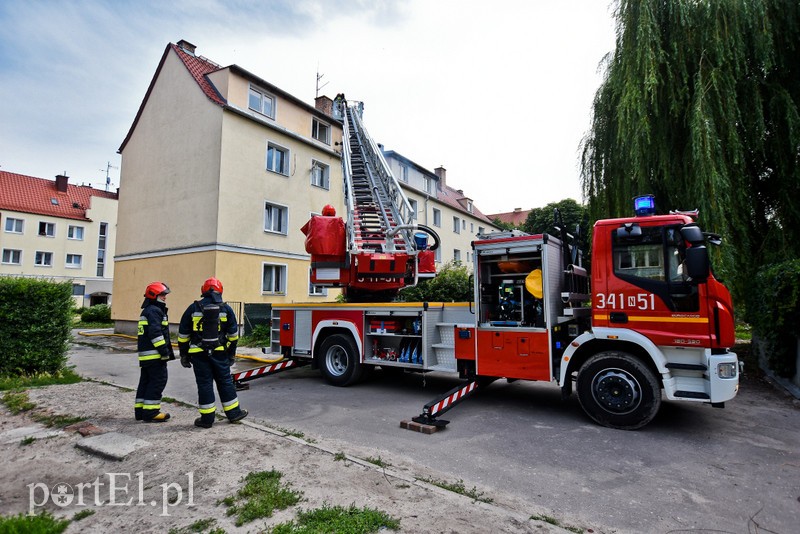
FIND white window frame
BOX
[67,225,84,240]
[408,199,418,220]
[454,249,461,263]
[38,221,55,237]
[66,253,82,268]
[311,160,330,190]
[453,216,460,234]
[249,86,275,118]
[264,201,289,235]
[266,141,291,176]
[34,250,53,267]
[312,118,331,145]
[467,200,474,213]
[424,176,432,194]
[262,263,287,295]
[4,217,23,234]
[400,164,409,182]
[1,249,21,265]
[308,268,327,296]
[478,226,485,236]
[435,246,442,263]
[432,208,441,227]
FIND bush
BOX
[80,304,111,323]
[748,259,800,377]
[0,277,73,375]
[398,262,473,302]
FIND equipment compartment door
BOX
[476,329,550,381]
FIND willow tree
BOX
[581,0,800,304]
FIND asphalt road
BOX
[69,331,799,533]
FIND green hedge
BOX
[749,260,800,377]
[80,304,111,323]
[398,262,473,302]
[0,277,73,375]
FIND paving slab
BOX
[0,425,63,444]
[75,431,151,461]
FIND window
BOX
[2,249,21,265]
[400,164,409,182]
[435,246,442,263]
[453,216,460,234]
[249,86,275,118]
[462,219,466,230]
[478,226,485,236]
[466,252,471,263]
[454,249,461,263]
[470,223,474,233]
[423,176,432,194]
[467,200,474,213]
[4,218,23,233]
[311,161,330,189]
[312,118,331,144]
[309,268,327,296]
[264,201,288,234]
[72,284,85,296]
[34,251,53,266]
[262,263,287,294]
[38,222,55,237]
[408,199,418,220]
[432,208,441,227]
[266,142,290,175]
[97,222,107,277]
[68,225,84,240]
[66,254,82,268]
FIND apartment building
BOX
[0,171,118,306]
[113,40,344,331]
[382,151,498,266]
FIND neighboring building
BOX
[0,171,118,307]
[382,150,499,266]
[488,207,531,228]
[113,39,344,331]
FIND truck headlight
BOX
[717,362,737,379]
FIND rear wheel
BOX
[318,334,363,386]
[576,351,661,430]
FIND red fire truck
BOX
[234,100,740,430]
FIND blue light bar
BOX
[634,195,656,216]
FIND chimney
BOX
[434,166,446,190]
[177,39,196,55]
[315,95,333,116]
[55,174,69,193]
[514,207,521,212]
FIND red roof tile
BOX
[436,184,494,224]
[170,44,226,106]
[487,209,531,226]
[0,171,118,221]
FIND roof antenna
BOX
[315,64,328,98]
[101,161,118,191]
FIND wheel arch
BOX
[312,321,362,365]
[560,329,667,388]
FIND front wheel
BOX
[576,351,661,430]
[318,334,363,387]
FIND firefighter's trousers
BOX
[135,361,168,421]
[191,350,243,425]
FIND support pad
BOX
[400,419,443,434]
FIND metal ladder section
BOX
[342,102,414,255]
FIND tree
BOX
[581,0,800,305]
[521,198,587,237]
[397,262,473,302]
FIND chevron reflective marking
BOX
[430,382,477,416]
[233,359,297,382]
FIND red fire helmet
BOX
[144,282,170,300]
[202,277,223,295]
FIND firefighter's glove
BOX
[226,341,238,366]
[158,347,170,361]
[167,345,176,361]
[180,354,192,368]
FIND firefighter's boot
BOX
[194,416,214,429]
[145,412,171,423]
[134,407,143,421]
[228,409,248,423]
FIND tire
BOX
[576,351,661,430]
[318,334,363,387]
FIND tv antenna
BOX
[101,161,118,191]
[315,64,328,98]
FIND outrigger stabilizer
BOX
[232,358,308,391]
[410,380,480,429]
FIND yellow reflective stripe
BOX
[139,354,162,361]
[199,407,216,414]
[142,405,161,410]
[178,334,191,342]
[161,320,169,326]
[228,334,239,341]
[134,402,143,408]
[223,400,239,412]
[593,314,708,324]
[188,347,204,353]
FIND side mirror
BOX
[680,224,705,245]
[685,245,709,283]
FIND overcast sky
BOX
[0,0,616,215]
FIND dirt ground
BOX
[0,381,570,533]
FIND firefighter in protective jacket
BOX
[177,277,248,428]
[135,282,174,422]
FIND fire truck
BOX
[234,98,740,430]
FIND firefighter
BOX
[177,277,248,428]
[135,281,174,422]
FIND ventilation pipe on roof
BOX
[177,39,196,55]
[55,174,68,193]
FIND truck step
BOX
[666,363,708,371]
[674,390,710,399]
